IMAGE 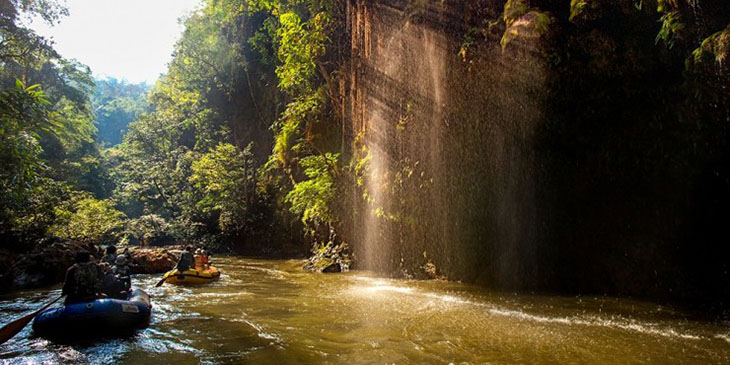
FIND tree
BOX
[191,143,258,238]
[51,194,126,245]
[92,78,149,146]
[285,153,338,232]
[0,0,102,249]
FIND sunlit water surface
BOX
[1,257,728,364]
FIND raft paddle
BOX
[0,295,63,345]
[154,274,168,287]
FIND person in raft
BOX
[101,245,117,266]
[194,248,204,269]
[200,247,210,269]
[112,255,132,288]
[201,246,210,263]
[103,254,132,299]
[62,251,104,304]
[194,248,211,270]
[176,246,194,272]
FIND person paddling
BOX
[62,252,104,305]
[176,246,194,272]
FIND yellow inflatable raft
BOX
[162,266,221,285]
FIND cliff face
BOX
[341,0,730,309]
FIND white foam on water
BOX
[486,308,703,341]
[136,337,202,355]
[228,318,283,343]
[348,277,710,342]
[197,292,250,298]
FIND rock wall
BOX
[342,0,730,310]
[344,0,552,287]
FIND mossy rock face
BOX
[303,241,352,273]
[503,0,530,27]
[688,23,730,73]
[501,10,557,50]
[569,0,598,24]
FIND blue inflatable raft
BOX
[32,288,152,337]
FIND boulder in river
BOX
[127,247,177,274]
[303,242,351,273]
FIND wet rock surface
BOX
[128,248,178,274]
[303,243,351,273]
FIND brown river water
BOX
[1,256,729,364]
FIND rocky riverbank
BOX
[0,242,180,293]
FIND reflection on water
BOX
[1,257,728,364]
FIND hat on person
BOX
[115,254,128,265]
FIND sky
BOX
[27,0,202,84]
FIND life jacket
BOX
[69,262,100,298]
[101,253,116,265]
[112,265,131,277]
[102,272,128,299]
[194,254,203,269]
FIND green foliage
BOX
[106,0,281,249]
[191,143,258,236]
[689,24,730,65]
[0,0,69,26]
[285,153,338,229]
[0,0,108,250]
[500,10,554,50]
[0,80,50,202]
[276,11,329,93]
[273,86,327,167]
[248,17,279,65]
[247,0,344,251]
[51,193,126,245]
[0,0,342,256]
[656,10,685,48]
[3,177,70,240]
[503,0,529,27]
[125,214,172,245]
[92,78,149,146]
[569,0,592,23]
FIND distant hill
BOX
[92,78,150,145]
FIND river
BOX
[1,257,728,364]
